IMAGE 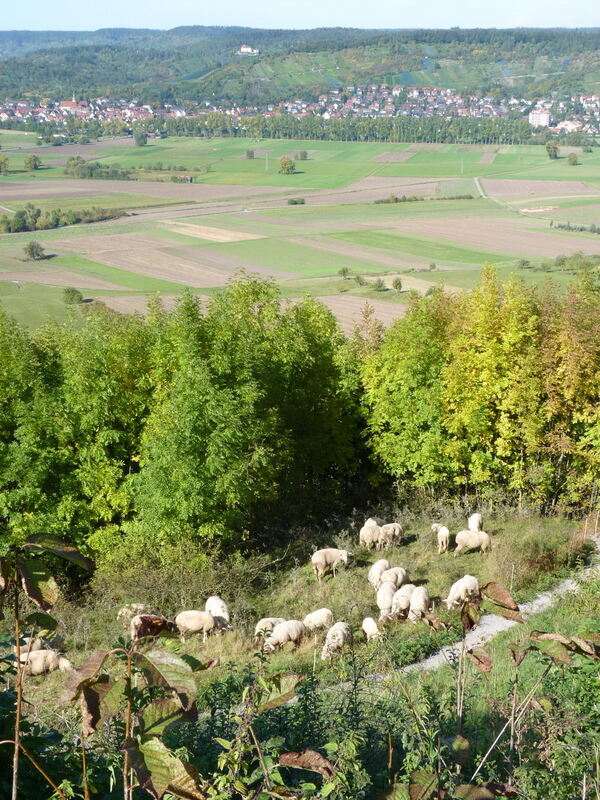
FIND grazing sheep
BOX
[130,614,177,642]
[19,650,72,676]
[321,622,352,661]
[376,581,397,620]
[443,575,481,610]
[303,608,334,633]
[264,620,306,653]
[391,583,417,618]
[204,596,231,631]
[378,567,408,589]
[431,523,450,554]
[359,521,381,550]
[454,530,491,556]
[253,617,286,644]
[408,586,431,622]
[468,513,483,532]
[175,610,217,642]
[311,548,352,583]
[361,617,382,642]
[117,603,151,629]
[368,559,390,588]
[378,522,403,549]
[14,636,45,654]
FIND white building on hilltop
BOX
[237,44,260,56]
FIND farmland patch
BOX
[163,221,265,242]
[372,151,416,163]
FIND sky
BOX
[4,0,600,31]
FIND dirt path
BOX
[404,535,600,675]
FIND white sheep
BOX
[321,622,352,661]
[263,620,306,653]
[311,548,352,583]
[204,596,231,630]
[443,575,481,610]
[468,513,483,532]
[454,530,491,556]
[431,523,450,554]
[253,617,286,644]
[19,650,72,676]
[303,608,334,633]
[175,610,216,642]
[361,617,382,642]
[359,521,381,550]
[378,522,403,549]
[391,583,416,617]
[408,586,431,622]
[14,636,45,654]
[368,559,390,588]
[376,580,397,620]
[117,603,151,629]
[378,567,408,589]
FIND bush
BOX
[372,278,387,291]
[287,197,305,205]
[392,277,403,292]
[246,149,255,159]
[567,152,579,166]
[278,157,296,175]
[133,131,147,146]
[63,287,83,305]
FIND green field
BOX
[0,137,598,327]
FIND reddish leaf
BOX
[16,557,59,611]
[532,639,573,665]
[59,649,110,704]
[480,583,520,611]
[279,750,335,778]
[134,650,197,710]
[508,643,530,667]
[21,534,94,571]
[461,602,480,632]
[467,647,493,673]
[454,783,518,798]
[423,613,446,631]
[408,770,439,800]
[530,630,571,646]
[485,604,524,624]
[80,674,115,737]
[569,636,599,658]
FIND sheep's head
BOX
[431,523,440,533]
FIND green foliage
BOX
[567,152,578,166]
[278,156,296,175]
[23,241,45,260]
[545,140,559,159]
[24,154,41,170]
[133,130,148,146]
[62,287,83,305]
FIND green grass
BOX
[332,229,512,266]
[0,280,75,327]
[49,254,190,293]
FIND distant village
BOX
[1,81,599,135]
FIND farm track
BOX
[404,535,600,675]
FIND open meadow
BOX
[1,135,599,329]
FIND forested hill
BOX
[0,27,599,102]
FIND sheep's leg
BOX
[454,545,462,557]
[203,630,207,643]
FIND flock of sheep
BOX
[14,512,489,675]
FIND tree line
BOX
[1,267,599,565]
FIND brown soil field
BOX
[0,180,286,203]
[235,148,272,158]
[559,146,583,155]
[15,136,133,159]
[296,295,407,334]
[162,245,299,279]
[284,235,432,269]
[372,151,416,163]
[482,179,597,199]
[98,294,185,315]
[479,153,497,164]
[0,270,124,290]
[163,221,265,242]
[390,217,600,257]
[49,233,233,287]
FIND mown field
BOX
[0,136,598,329]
